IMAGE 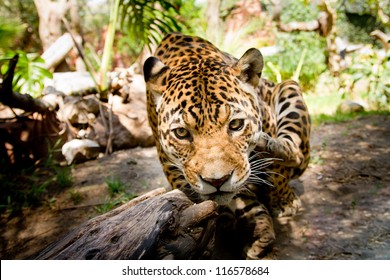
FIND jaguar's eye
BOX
[173,127,191,140]
[229,119,245,131]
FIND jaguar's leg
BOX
[267,168,302,217]
[231,187,275,259]
[256,80,309,217]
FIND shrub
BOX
[263,32,327,90]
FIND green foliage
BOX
[95,0,183,92]
[304,89,343,116]
[69,189,84,205]
[0,51,52,97]
[343,50,390,110]
[280,0,319,23]
[0,0,41,52]
[343,0,389,15]
[106,176,125,196]
[118,0,182,49]
[350,197,358,210]
[115,33,143,61]
[310,153,324,165]
[54,166,73,189]
[94,177,136,214]
[0,139,72,213]
[0,19,24,51]
[83,0,196,69]
[263,32,327,89]
[27,179,51,206]
[311,110,389,126]
[93,176,137,214]
[337,12,383,46]
[337,0,390,45]
[222,17,270,57]
[0,164,73,213]
[94,199,119,214]
[174,0,203,36]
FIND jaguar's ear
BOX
[235,48,264,88]
[143,57,170,109]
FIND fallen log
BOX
[41,33,75,70]
[44,72,97,95]
[36,188,220,260]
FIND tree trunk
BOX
[206,0,221,45]
[33,0,68,51]
[36,188,220,260]
[34,0,84,72]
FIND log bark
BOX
[36,188,219,260]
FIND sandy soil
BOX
[1,114,389,259]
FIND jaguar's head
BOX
[144,49,264,205]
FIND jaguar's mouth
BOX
[201,191,236,206]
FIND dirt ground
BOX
[1,114,389,259]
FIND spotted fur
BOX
[144,33,311,259]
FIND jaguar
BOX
[143,33,311,259]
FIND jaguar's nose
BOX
[201,174,231,189]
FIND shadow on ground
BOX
[1,114,389,259]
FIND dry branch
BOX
[36,188,219,260]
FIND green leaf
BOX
[118,0,181,49]
[0,50,52,97]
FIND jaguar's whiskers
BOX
[247,153,283,188]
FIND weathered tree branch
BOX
[36,188,219,260]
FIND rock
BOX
[337,100,365,114]
[62,139,101,165]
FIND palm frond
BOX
[118,0,182,50]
